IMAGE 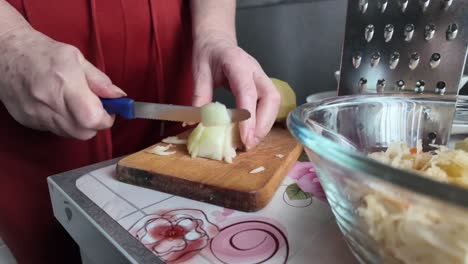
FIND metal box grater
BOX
[337,0,468,96]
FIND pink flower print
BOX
[129,209,219,263]
[209,217,289,263]
[288,161,315,180]
[211,208,235,223]
[288,161,327,202]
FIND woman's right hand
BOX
[0,25,126,140]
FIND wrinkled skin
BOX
[0,26,126,140]
[191,33,281,151]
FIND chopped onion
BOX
[200,102,231,127]
[275,154,285,158]
[162,136,187,145]
[147,144,176,156]
[187,102,242,163]
[249,166,265,174]
[153,151,176,156]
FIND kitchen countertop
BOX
[48,157,159,263]
[47,157,357,264]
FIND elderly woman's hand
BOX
[0,26,126,140]
[191,33,281,151]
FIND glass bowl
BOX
[287,94,468,264]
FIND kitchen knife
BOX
[100,98,250,123]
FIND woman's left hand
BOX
[191,33,281,151]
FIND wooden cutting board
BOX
[116,126,303,212]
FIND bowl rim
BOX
[287,94,468,209]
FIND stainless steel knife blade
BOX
[133,102,250,123]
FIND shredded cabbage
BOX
[358,138,468,264]
[368,140,468,188]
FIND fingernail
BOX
[246,129,258,150]
[111,84,127,96]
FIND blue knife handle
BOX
[100,98,135,119]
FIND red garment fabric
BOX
[0,1,194,263]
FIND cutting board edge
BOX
[115,143,302,212]
[116,163,267,212]
[251,143,303,204]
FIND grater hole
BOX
[396,80,405,91]
[415,80,425,93]
[371,52,381,67]
[442,0,452,10]
[359,77,367,93]
[389,51,400,70]
[446,23,458,40]
[424,24,436,40]
[435,81,446,94]
[378,0,388,13]
[358,0,368,14]
[377,79,386,93]
[353,52,362,68]
[404,24,415,42]
[365,24,375,42]
[430,53,441,68]
[419,0,430,12]
[409,52,420,70]
[400,0,409,12]
[384,24,394,42]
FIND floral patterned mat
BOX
[76,157,356,263]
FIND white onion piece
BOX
[275,154,285,158]
[249,166,265,174]
[200,102,231,127]
[162,136,187,145]
[187,102,242,164]
[154,151,176,156]
[147,144,176,156]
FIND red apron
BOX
[0,1,194,263]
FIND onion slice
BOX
[146,144,176,156]
[162,136,187,145]
[249,166,265,174]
